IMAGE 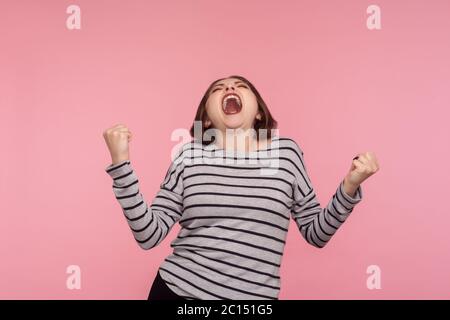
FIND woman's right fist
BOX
[103,124,133,164]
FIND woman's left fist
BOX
[345,151,380,186]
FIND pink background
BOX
[1,0,449,299]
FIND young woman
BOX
[102,75,379,300]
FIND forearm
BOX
[105,161,166,250]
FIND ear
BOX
[205,119,211,128]
[256,112,262,120]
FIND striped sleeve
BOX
[104,152,185,250]
[289,141,363,248]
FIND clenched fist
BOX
[346,151,380,186]
[103,124,133,165]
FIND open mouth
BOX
[222,93,242,115]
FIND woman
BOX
[102,75,379,300]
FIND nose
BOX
[225,83,235,91]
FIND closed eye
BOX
[211,85,248,93]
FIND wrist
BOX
[111,155,129,165]
[343,176,359,198]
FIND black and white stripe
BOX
[105,136,363,299]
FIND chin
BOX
[222,120,246,130]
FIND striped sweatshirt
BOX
[104,136,363,300]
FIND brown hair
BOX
[189,75,278,145]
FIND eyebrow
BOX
[211,80,247,90]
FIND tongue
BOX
[224,99,240,114]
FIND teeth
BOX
[222,94,242,110]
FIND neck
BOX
[214,128,258,152]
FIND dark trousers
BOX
[147,270,186,300]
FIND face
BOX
[204,77,262,134]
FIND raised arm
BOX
[289,141,363,248]
[102,124,187,250]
